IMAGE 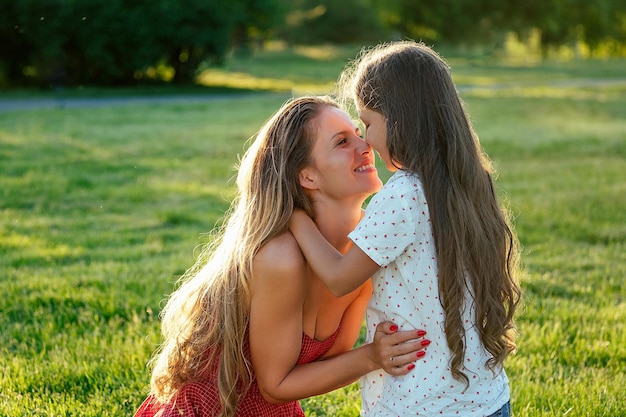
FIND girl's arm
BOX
[290,210,379,297]
[249,233,425,404]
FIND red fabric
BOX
[134,328,340,417]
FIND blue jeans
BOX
[487,401,511,417]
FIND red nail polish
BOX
[408,364,415,370]
[417,330,427,337]
[421,339,431,347]
[390,324,398,332]
[417,351,426,358]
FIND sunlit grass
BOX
[197,68,334,95]
[197,43,360,95]
[460,83,626,101]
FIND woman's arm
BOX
[290,210,379,297]
[249,233,425,404]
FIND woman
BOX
[134,96,429,417]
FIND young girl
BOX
[289,42,522,416]
[133,96,428,417]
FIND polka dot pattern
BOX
[349,171,510,416]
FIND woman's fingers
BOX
[375,321,400,335]
[373,323,430,375]
[386,340,429,370]
[375,322,427,345]
[393,335,430,356]
[391,329,428,345]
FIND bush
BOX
[279,0,388,45]
[0,0,280,87]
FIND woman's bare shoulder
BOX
[254,231,306,277]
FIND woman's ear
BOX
[298,167,319,191]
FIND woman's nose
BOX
[357,138,371,154]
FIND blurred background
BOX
[1,0,625,89]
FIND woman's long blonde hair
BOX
[339,41,522,386]
[148,96,339,416]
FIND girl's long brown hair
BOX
[339,41,521,386]
[147,96,339,416]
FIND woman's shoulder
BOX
[254,231,306,276]
[252,231,308,298]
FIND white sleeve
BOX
[348,184,423,268]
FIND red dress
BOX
[134,327,340,417]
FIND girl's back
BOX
[353,170,510,415]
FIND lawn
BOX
[0,44,625,416]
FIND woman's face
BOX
[301,106,382,201]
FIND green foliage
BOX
[0,49,625,415]
[514,0,625,52]
[0,0,282,87]
[373,0,495,43]
[279,0,387,44]
[375,0,626,56]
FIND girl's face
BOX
[358,108,396,171]
[301,106,382,201]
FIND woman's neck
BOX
[311,197,365,253]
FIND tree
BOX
[372,0,503,45]
[279,0,387,45]
[152,1,240,84]
[0,1,35,86]
[0,0,283,87]
[376,0,625,56]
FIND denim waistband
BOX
[486,401,511,417]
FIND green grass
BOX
[1,45,625,416]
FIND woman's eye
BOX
[338,138,347,145]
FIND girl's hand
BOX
[372,321,429,376]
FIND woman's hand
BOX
[371,321,429,376]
